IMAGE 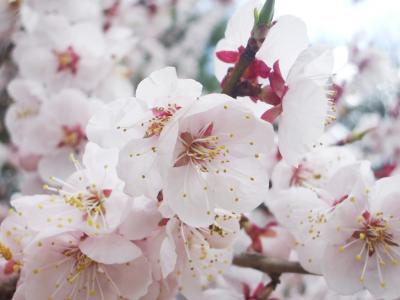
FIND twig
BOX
[233,253,313,275]
[0,44,13,68]
[221,0,275,96]
[334,128,374,146]
[259,273,281,300]
[0,278,17,300]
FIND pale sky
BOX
[236,0,400,59]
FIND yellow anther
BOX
[0,243,13,260]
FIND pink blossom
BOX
[215,0,308,85]
[13,15,112,92]
[321,175,400,299]
[268,162,374,273]
[11,142,129,236]
[22,231,152,300]
[88,67,202,198]
[158,94,274,227]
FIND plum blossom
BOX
[88,66,202,198]
[260,47,335,166]
[347,46,398,99]
[321,175,400,299]
[20,89,100,181]
[156,93,274,227]
[13,14,112,92]
[215,0,335,166]
[2,0,398,298]
[215,0,309,85]
[268,161,374,273]
[5,79,46,150]
[21,231,151,300]
[0,209,35,279]
[163,212,240,300]
[11,142,129,236]
[270,146,357,192]
[201,266,270,300]
[21,0,101,26]
[239,211,294,259]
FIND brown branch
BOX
[0,45,12,69]
[0,278,17,300]
[259,273,281,300]
[221,0,275,96]
[233,253,313,275]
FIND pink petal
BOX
[118,196,162,240]
[101,256,152,299]
[254,60,271,78]
[270,61,287,98]
[260,86,281,106]
[278,78,327,166]
[160,237,177,278]
[322,245,364,294]
[216,50,239,63]
[261,104,283,123]
[79,234,142,264]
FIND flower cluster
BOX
[4,0,232,195]
[0,0,399,300]
[5,0,137,193]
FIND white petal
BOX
[287,46,333,85]
[118,196,162,240]
[160,236,177,278]
[117,137,162,198]
[258,15,309,78]
[322,244,364,295]
[164,166,214,227]
[79,234,142,264]
[86,97,145,149]
[136,66,202,108]
[278,78,327,166]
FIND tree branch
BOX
[233,253,313,275]
[259,273,281,300]
[221,0,275,96]
[334,128,373,146]
[0,279,17,300]
[0,44,13,68]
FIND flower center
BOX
[0,243,13,261]
[59,125,86,149]
[144,104,181,138]
[54,46,80,75]
[352,211,398,257]
[339,211,400,287]
[289,163,322,188]
[174,123,227,171]
[64,187,112,228]
[63,248,95,283]
[16,107,38,119]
